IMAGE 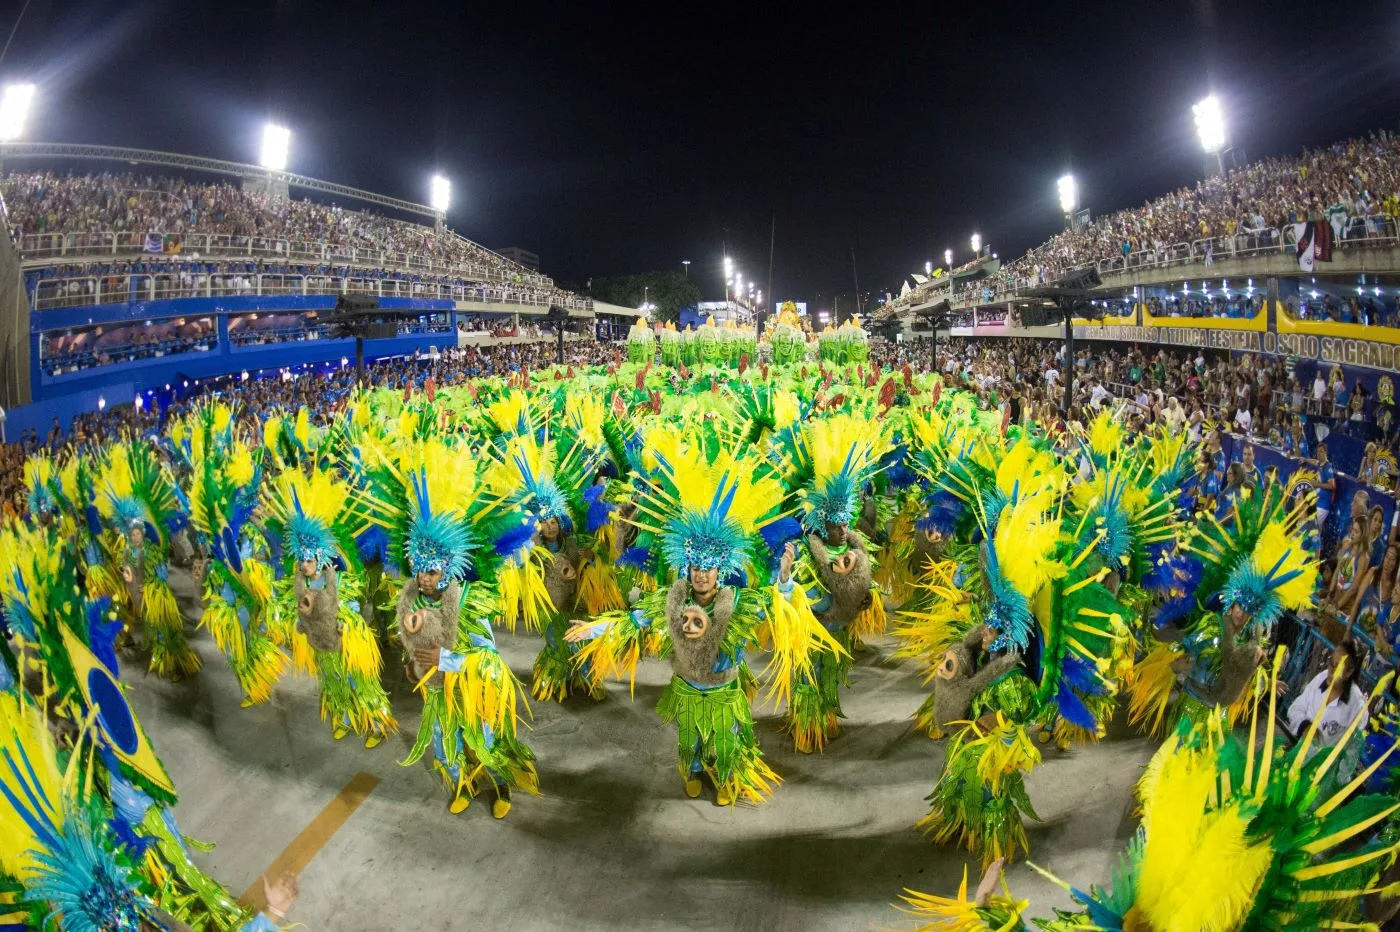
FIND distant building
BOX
[497,247,540,271]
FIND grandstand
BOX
[0,154,599,434]
[885,129,1400,325]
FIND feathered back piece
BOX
[1185,481,1316,637]
[983,492,1064,654]
[23,455,58,519]
[1067,458,1179,581]
[263,468,362,571]
[95,440,182,546]
[0,690,158,930]
[629,429,788,579]
[778,412,890,532]
[1047,656,1400,930]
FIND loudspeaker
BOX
[1056,266,1102,292]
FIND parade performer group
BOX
[2,310,1398,928]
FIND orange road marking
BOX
[239,771,380,912]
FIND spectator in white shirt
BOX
[1313,371,1328,402]
[1286,639,1368,779]
[1233,404,1253,433]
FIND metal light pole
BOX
[682,260,691,278]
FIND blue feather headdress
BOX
[406,467,479,584]
[662,472,752,577]
[1220,551,1305,637]
[285,488,337,571]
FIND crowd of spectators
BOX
[1008,130,1400,285]
[2,170,548,284]
[23,257,589,312]
[1,339,627,519]
[889,129,1400,316]
[2,170,596,314]
[1145,292,1265,319]
[1288,290,1400,327]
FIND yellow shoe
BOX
[684,777,703,798]
[492,797,512,820]
[332,726,349,741]
[715,784,734,807]
[364,734,383,750]
[449,792,471,815]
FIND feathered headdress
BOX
[96,441,182,544]
[630,430,788,578]
[263,469,358,572]
[1219,520,1317,634]
[23,455,59,519]
[779,412,890,532]
[1185,482,1316,638]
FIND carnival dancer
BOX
[173,402,289,707]
[1127,477,1318,737]
[773,411,891,752]
[263,466,397,747]
[568,424,838,804]
[364,436,539,818]
[90,438,202,680]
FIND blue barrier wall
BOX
[8,292,461,439]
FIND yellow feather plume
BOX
[1086,408,1123,460]
[563,393,606,450]
[1132,739,1274,932]
[1251,520,1319,611]
[22,456,54,499]
[991,495,1064,600]
[994,436,1062,504]
[0,692,63,883]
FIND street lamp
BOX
[1057,174,1078,226]
[970,233,982,256]
[429,174,451,213]
[1193,94,1227,177]
[260,123,291,171]
[681,259,691,278]
[0,83,36,142]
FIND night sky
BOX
[5,0,1400,309]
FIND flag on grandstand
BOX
[162,234,182,254]
[143,233,163,253]
[899,280,912,297]
[1292,220,1333,272]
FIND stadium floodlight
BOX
[1057,174,1078,214]
[944,248,953,268]
[430,174,451,213]
[260,123,291,171]
[970,233,982,255]
[724,256,733,276]
[1192,95,1226,154]
[925,260,933,276]
[0,83,36,142]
